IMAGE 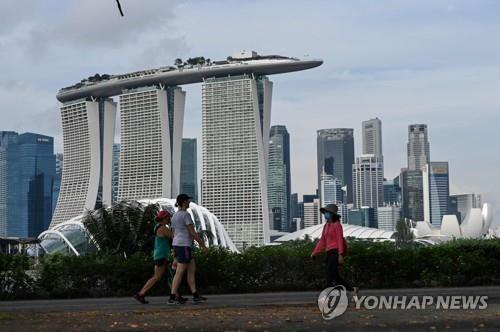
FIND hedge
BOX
[1,239,499,300]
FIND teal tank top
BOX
[153,223,171,260]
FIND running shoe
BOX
[133,293,149,304]
[167,295,186,305]
[192,294,207,304]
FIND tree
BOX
[83,201,160,256]
[174,58,183,66]
[394,219,414,247]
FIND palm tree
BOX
[82,201,160,256]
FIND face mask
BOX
[323,212,333,220]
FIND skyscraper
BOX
[0,145,7,236]
[111,144,120,205]
[303,198,321,228]
[422,162,450,226]
[0,132,56,237]
[52,153,63,213]
[320,171,348,221]
[118,86,185,202]
[320,172,343,206]
[180,138,198,203]
[267,125,291,232]
[51,99,117,228]
[400,168,424,221]
[347,207,376,228]
[401,124,430,222]
[362,118,383,159]
[407,124,430,171]
[383,176,401,206]
[317,128,355,204]
[352,154,384,209]
[377,205,401,231]
[202,75,272,249]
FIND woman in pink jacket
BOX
[311,204,358,296]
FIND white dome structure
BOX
[277,204,494,246]
[38,198,238,255]
[275,223,395,243]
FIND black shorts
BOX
[154,258,168,267]
[173,246,192,264]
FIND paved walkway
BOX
[0,286,499,331]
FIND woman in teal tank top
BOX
[134,210,172,304]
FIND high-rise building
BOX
[362,118,383,159]
[383,176,401,206]
[347,207,376,228]
[303,198,321,228]
[291,193,299,220]
[377,205,401,231]
[0,132,56,237]
[319,171,346,222]
[51,99,117,228]
[320,172,343,206]
[267,125,291,232]
[111,144,120,205]
[118,86,185,202]
[201,75,272,250]
[52,153,63,213]
[317,128,355,204]
[180,138,198,203]
[52,53,321,236]
[400,168,424,221]
[0,145,7,236]
[352,155,384,209]
[422,162,450,226]
[450,193,482,222]
[400,124,430,222]
[407,124,430,171]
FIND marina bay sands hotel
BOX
[51,51,322,249]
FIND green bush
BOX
[1,238,499,300]
[0,254,35,300]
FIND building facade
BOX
[180,138,198,203]
[423,162,450,226]
[118,86,185,202]
[317,128,355,204]
[111,144,120,205]
[377,205,401,231]
[201,75,272,250]
[267,125,291,231]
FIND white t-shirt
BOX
[171,210,194,246]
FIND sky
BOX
[0,0,499,227]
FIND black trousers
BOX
[325,249,354,291]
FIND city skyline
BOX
[0,0,498,227]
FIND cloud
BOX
[0,0,499,227]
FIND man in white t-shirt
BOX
[168,194,208,304]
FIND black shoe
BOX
[133,293,148,304]
[192,294,207,304]
[167,295,186,305]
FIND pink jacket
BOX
[312,221,345,256]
